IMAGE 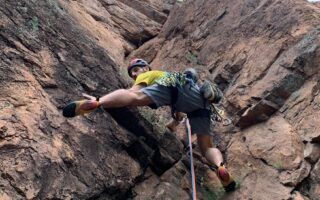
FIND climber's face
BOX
[130,66,150,80]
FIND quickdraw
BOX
[211,105,232,126]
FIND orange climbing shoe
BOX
[216,164,236,192]
[63,99,99,118]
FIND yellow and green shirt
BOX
[134,70,186,87]
[134,70,165,86]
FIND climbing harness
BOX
[185,118,197,200]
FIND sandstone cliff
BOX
[0,0,319,199]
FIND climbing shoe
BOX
[63,99,100,118]
[216,164,236,192]
[200,80,223,104]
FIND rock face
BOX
[0,0,177,199]
[1,0,320,199]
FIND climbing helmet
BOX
[183,68,199,83]
[127,58,150,77]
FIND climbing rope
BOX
[185,118,197,200]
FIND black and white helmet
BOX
[183,68,199,83]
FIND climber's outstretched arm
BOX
[98,84,153,108]
[63,84,153,118]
